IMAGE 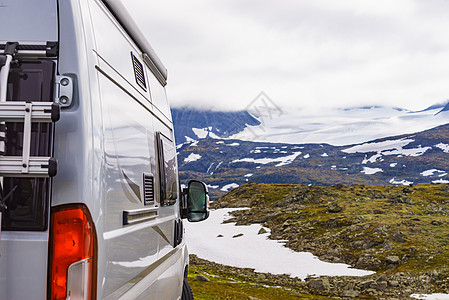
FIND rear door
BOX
[0,1,59,299]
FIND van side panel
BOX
[88,1,185,298]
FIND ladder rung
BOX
[0,156,57,178]
[0,102,60,122]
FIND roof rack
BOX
[0,41,58,58]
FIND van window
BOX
[156,132,177,206]
[149,73,170,120]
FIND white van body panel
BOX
[0,0,190,299]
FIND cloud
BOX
[123,0,449,111]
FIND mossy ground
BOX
[215,182,449,275]
[188,255,339,300]
[206,182,449,297]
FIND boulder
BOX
[385,256,400,264]
[194,275,210,282]
[258,227,267,234]
[308,278,330,290]
[328,202,343,213]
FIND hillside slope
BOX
[211,182,449,298]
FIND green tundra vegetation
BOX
[190,182,449,299]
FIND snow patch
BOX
[435,143,449,153]
[343,138,414,153]
[244,173,253,177]
[184,153,201,163]
[232,152,302,167]
[304,154,310,159]
[411,293,449,300]
[207,184,219,189]
[432,179,449,184]
[192,127,209,139]
[184,208,375,279]
[390,178,413,186]
[420,169,447,177]
[343,138,431,164]
[321,153,328,157]
[362,153,383,164]
[361,167,383,175]
[227,142,240,146]
[221,183,239,192]
[390,163,398,167]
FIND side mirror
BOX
[182,180,209,222]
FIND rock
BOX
[257,274,266,280]
[342,289,359,298]
[429,270,440,278]
[388,280,399,287]
[248,297,262,300]
[431,220,443,226]
[258,227,267,234]
[391,231,406,243]
[385,256,400,264]
[356,256,381,270]
[328,202,343,213]
[359,280,375,289]
[194,275,210,282]
[233,233,244,238]
[371,281,388,291]
[382,241,394,250]
[217,234,224,238]
[403,187,413,193]
[366,288,378,296]
[308,278,330,290]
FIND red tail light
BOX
[48,204,97,300]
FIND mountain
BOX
[436,101,449,114]
[172,102,449,146]
[171,108,260,144]
[177,123,449,199]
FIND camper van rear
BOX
[0,0,208,299]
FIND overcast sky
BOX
[123,0,449,111]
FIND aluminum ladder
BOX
[0,42,60,254]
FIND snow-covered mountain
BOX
[172,102,449,146]
[177,123,449,199]
[171,108,260,144]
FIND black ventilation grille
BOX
[143,173,154,205]
[131,52,147,90]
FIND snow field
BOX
[184,208,375,279]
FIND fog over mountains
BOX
[172,101,449,146]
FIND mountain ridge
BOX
[177,123,449,199]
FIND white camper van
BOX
[0,0,209,299]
